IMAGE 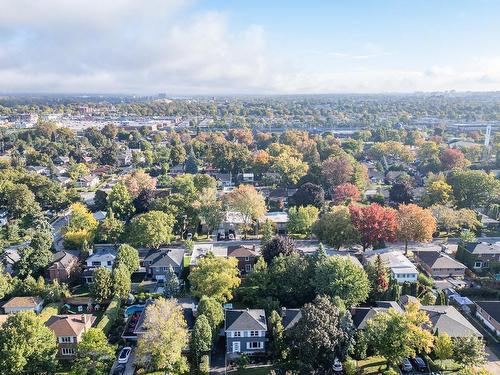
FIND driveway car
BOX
[401,358,413,372]
[118,347,132,364]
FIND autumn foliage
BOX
[349,203,397,250]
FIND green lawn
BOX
[40,302,62,322]
[357,356,390,374]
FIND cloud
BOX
[0,0,499,94]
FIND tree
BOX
[349,203,398,250]
[198,189,226,238]
[287,205,319,237]
[434,333,453,362]
[365,254,389,298]
[163,265,180,298]
[440,148,469,170]
[189,253,241,303]
[90,267,113,303]
[270,151,309,185]
[123,170,156,199]
[260,219,274,251]
[423,180,453,206]
[135,298,188,373]
[448,170,499,209]
[225,185,266,238]
[313,256,370,307]
[452,335,487,368]
[389,182,413,204]
[287,296,355,373]
[291,183,325,208]
[197,296,224,335]
[63,202,99,249]
[96,210,124,243]
[185,149,199,174]
[191,315,212,365]
[332,183,361,205]
[72,328,115,375]
[2,183,41,220]
[365,302,434,366]
[312,206,360,249]
[0,311,57,375]
[68,163,90,180]
[460,229,477,244]
[115,244,140,274]
[112,264,131,300]
[107,181,135,220]
[15,245,52,278]
[262,236,298,265]
[128,211,175,249]
[268,310,286,360]
[0,266,12,300]
[397,204,437,254]
[30,216,54,252]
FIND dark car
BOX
[413,356,426,372]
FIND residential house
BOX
[92,210,107,221]
[475,301,500,336]
[143,248,185,281]
[47,251,79,282]
[227,245,258,275]
[1,247,21,274]
[27,165,50,176]
[0,208,7,227]
[420,305,482,338]
[238,173,255,184]
[225,309,267,357]
[365,250,418,283]
[413,251,467,278]
[56,176,73,186]
[3,296,44,314]
[76,174,100,189]
[45,314,95,359]
[212,172,233,188]
[189,244,227,267]
[458,242,500,270]
[478,213,500,230]
[55,156,71,165]
[260,212,289,234]
[351,307,389,329]
[84,246,117,283]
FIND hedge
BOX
[96,296,121,334]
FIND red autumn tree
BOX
[349,203,397,250]
[332,183,361,205]
[397,203,437,255]
[439,148,469,170]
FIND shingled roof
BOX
[225,309,267,331]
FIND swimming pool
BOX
[124,304,145,318]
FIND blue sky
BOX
[0,0,499,94]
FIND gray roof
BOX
[281,308,302,330]
[421,305,482,338]
[375,301,403,312]
[225,309,267,331]
[465,242,500,255]
[475,301,500,324]
[414,251,466,270]
[351,307,387,329]
[399,295,418,307]
[144,248,184,268]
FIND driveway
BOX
[485,346,500,374]
[109,346,136,375]
[210,336,226,375]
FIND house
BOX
[84,246,117,283]
[351,307,388,329]
[56,176,73,186]
[413,251,467,278]
[280,308,302,330]
[143,248,185,281]
[458,242,500,270]
[475,301,500,336]
[267,188,288,209]
[238,173,254,184]
[76,174,100,189]
[365,250,418,283]
[189,244,227,267]
[478,213,500,230]
[225,309,267,357]
[27,165,50,176]
[420,305,482,338]
[398,295,419,308]
[1,246,21,274]
[213,211,246,240]
[227,245,258,275]
[47,251,79,282]
[212,172,233,188]
[45,314,95,359]
[53,165,68,176]
[260,212,289,234]
[3,296,44,314]
[55,156,71,165]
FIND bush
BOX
[383,369,399,375]
[418,273,434,287]
[96,296,121,334]
[199,355,210,375]
[344,358,357,375]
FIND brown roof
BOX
[3,296,43,309]
[45,314,95,337]
[49,251,78,270]
[227,245,258,258]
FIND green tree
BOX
[313,256,370,307]
[72,328,115,375]
[115,244,140,274]
[96,210,124,244]
[90,267,113,303]
[0,265,12,300]
[225,185,266,238]
[15,245,52,278]
[2,183,41,220]
[191,315,212,365]
[112,264,131,300]
[128,211,175,249]
[163,265,180,298]
[434,333,453,362]
[107,181,135,219]
[0,311,57,375]
[312,205,360,249]
[268,310,286,360]
[452,335,487,368]
[448,170,500,209]
[197,296,224,335]
[287,205,319,237]
[135,298,188,373]
[189,253,241,303]
[260,219,274,251]
[63,202,99,249]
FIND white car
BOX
[332,358,343,372]
[118,347,132,364]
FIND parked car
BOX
[401,358,413,372]
[332,358,343,372]
[413,356,426,372]
[118,347,132,364]
[113,364,126,375]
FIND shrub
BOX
[344,358,357,375]
[418,272,434,287]
[199,355,210,375]
[96,296,121,334]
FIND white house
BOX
[365,250,418,283]
[3,296,44,314]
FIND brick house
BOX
[47,251,79,282]
[227,245,258,275]
[45,314,96,359]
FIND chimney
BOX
[280,307,286,317]
[81,314,86,325]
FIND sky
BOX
[1,0,500,95]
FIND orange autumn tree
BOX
[397,204,437,254]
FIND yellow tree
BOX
[397,204,437,255]
[63,203,98,249]
[225,185,266,238]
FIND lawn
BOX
[357,356,390,374]
[39,302,62,322]
[71,284,90,297]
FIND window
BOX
[107,261,112,266]
[233,331,241,337]
[60,336,72,343]
[245,257,250,261]
[474,261,482,268]
[61,348,75,355]
[247,341,263,349]
[92,261,101,266]
[245,264,252,273]
[232,341,241,353]
[250,330,259,337]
